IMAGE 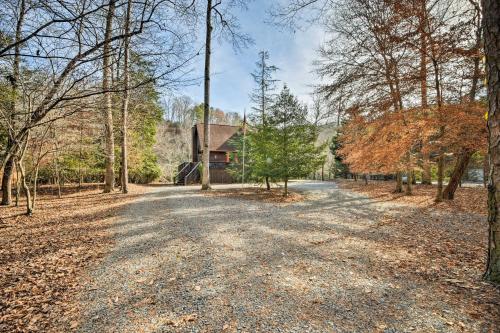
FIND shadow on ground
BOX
[78,182,500,333]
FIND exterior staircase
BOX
[175,162,200,185]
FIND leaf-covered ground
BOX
[337,179,487,215]
[205,186,304,204]
[0,184,144,332]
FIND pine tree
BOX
[249,51,278,189]
[263,85,325,196]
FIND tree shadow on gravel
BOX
[78,184,500,333]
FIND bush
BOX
[129,153,161,184]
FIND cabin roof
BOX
[195,123,240,152]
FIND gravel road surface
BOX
[78,181,495,332]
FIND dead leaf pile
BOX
[0,184,144,332]
[206,187,304,204]
[338,179,487,215]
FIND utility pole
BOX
[242,109,246,188]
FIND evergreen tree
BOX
[261,85,325,196]
[329,133,349,178]
[249,50,279,189]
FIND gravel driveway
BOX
[78,181,496,332]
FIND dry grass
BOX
[0,184,145,332]
[337,179,487,215]
[206,187,304,204]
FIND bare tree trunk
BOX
[32,164,39,210]
[395,172,403,193]
[16,133,31,215]
[1,159,14,206]
[483,0,500,284]
[1,0,25,206]
[54,149,61,199]
[15,164,20,207]
[201,0,213,191]
[120,0,132,194]
[79,123,83,189]
[265,176,270,191]
[419,2,432,186]
[431,56,445,202]
[16,158,31,215]
[443,150,472,200]
[284,177,288,197]
[363,174,368,185]
[103,0,116,193]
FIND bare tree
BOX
[198,0,252,190]
[201,0,214,190]
[1,0,25,205]
[102,0,117,193]
[0,0,201,213]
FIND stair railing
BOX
[174,162,191,184]
[184,162,201,185]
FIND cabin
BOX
[175,123,241,185]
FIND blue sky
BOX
[176,0,326,115]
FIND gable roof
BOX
[195,123,241,152]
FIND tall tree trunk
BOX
[201,0,213,190]
[419,1,432,186]
[103,0,116,193]
[15,164,20,207]
[484,155,489,188]
[16,158,31,216]
[443,150,473,200]
[1,0,24,206]
[431,57,444,202]
[120,0,132,194]
[2,159,14,206]
[32,164,39,210]
[78,122,83,189]
[54,148,62,199]
[395,172,403,193]
[284,177,288,197]
[16,132,31,215]
[265,176,270,191]
[483,0,500,283]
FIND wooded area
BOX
[0,0,499,331]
